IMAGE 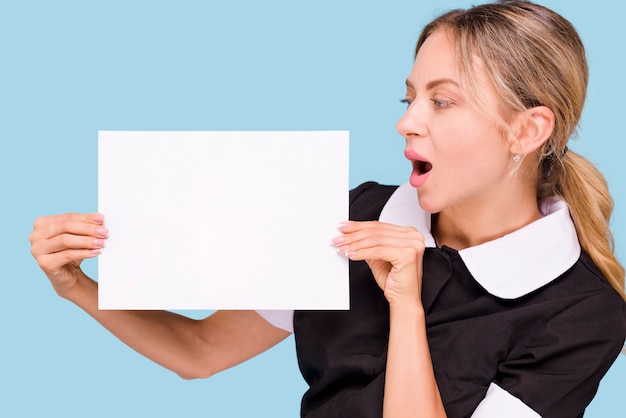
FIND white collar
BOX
[378,183,581,299]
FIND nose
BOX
[396,101,427,139]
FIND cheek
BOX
[433,125,479,166]
[435,125,508,179]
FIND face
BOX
[396,30,514,214]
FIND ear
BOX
[509,106,555,155]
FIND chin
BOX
[416,192,441,214]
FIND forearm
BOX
[63,273,214,379]
[31,213,288,379]
[332,220,445,414]
[384,301,447,418]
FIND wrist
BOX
[388,297,425,323]
[55,270,95,303]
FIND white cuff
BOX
[255,310,294,332]
[472,383,541,417]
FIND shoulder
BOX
[563,253,626,342]
[498,254,626,416]
[522,252,625,358]
[349,182,399,221]
[560,252,625,317]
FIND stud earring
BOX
[513,154,520,162]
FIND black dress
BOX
[264,182,626,417]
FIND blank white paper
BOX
[98,131,349,310]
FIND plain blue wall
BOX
[1,1,623,416]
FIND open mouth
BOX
[404,150,432,184]
[414,160,433,175]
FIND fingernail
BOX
[90,248,103,255]
[96,227,109,237]
[93,213,105,223]
[338,221,349,229]
[331,235,345,245]
[93,239,106,247]
[336,245,350,254]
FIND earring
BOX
[513,154,520,162]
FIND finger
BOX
[334,226,425,262]
[332,223,423,252]
[334,234,422,258]
[36,249,101,273]
[33,233,106,257]
[33,212,104,230]
[346,244,424,264]
[338,221,424,244]
[31,213,107,243]
[337,220,415,234]
[30,213,108,262]
[353,226,422,246]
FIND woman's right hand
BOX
[29,213,108,297]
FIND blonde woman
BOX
[30,1,625,416]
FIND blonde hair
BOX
[415,1,625,299]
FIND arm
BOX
[30,213,290,379]
[385,295,445,417]
[476,288,625,417]
[333,221,446,417]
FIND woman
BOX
[30,1,625,417]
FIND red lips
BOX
[405,149,432,187]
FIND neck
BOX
[433,192,542,250]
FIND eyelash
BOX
[431,98,452,108]
[399,98,453,109]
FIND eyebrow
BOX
[405,78,459,91]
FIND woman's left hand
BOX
[332,221,426,306]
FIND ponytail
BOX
[540,150,625,300]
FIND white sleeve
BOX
[255,310,294,333]
[471,383,541,418]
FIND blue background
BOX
[1,0,623,416]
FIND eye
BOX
[431,98,452,109]
[400,98,413,108]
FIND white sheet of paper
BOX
[98,131,349,310]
